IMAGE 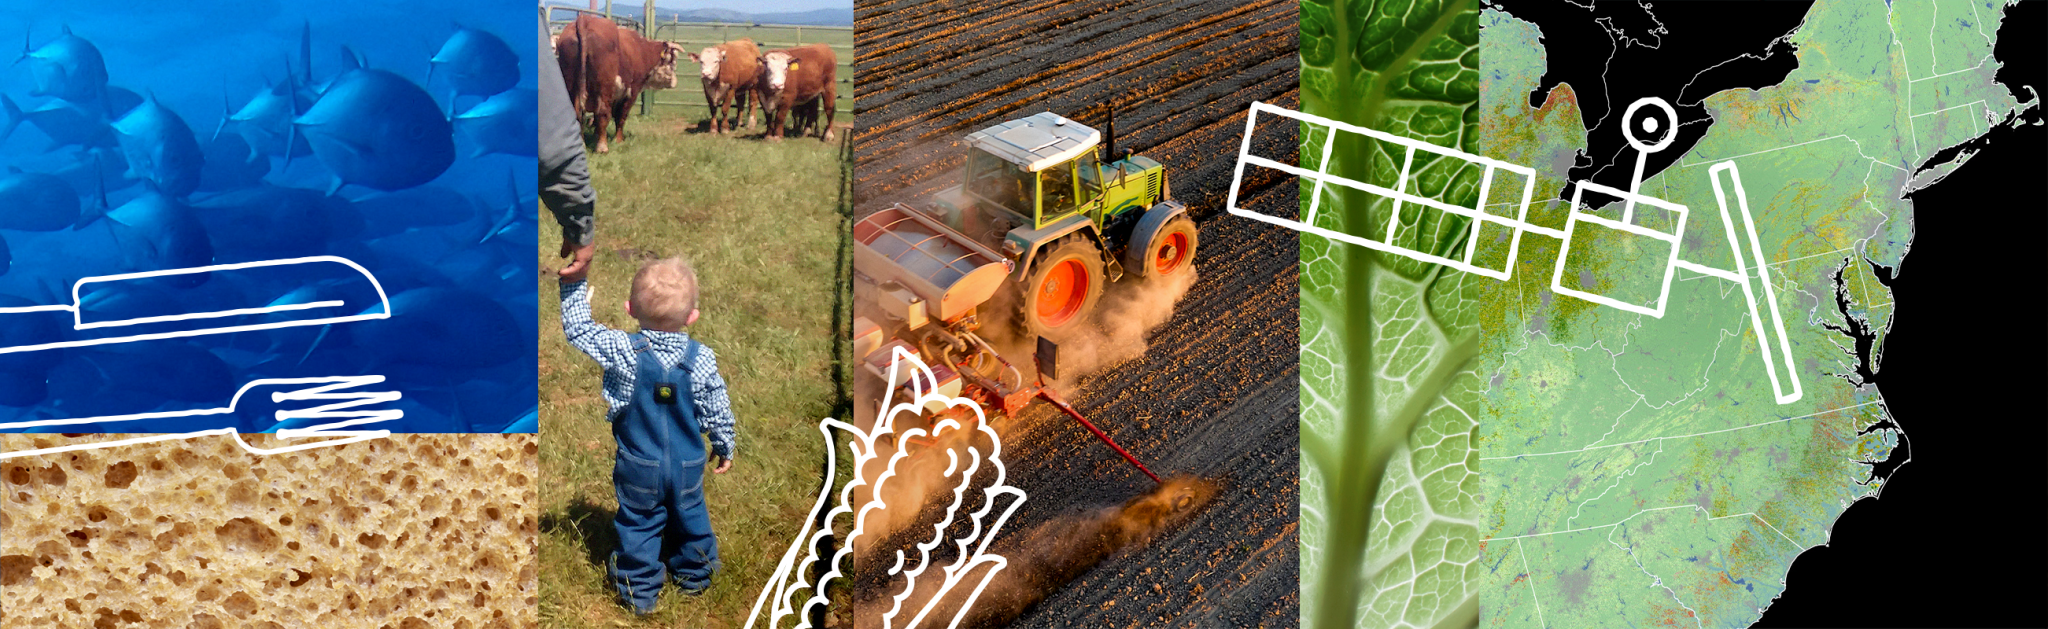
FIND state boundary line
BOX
[1490,504,1809,548]
[1481,400,1880,461]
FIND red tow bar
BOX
[1037,387,1164,485]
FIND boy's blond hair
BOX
[630,256,698,331]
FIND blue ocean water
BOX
[0,1,538,433]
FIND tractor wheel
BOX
[1126,214,1198,281]
[1019,236,1106,342]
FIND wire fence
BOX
[542,5,852,120]
[644,21,853,117]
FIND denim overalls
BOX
[607,333,720,613]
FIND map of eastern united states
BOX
[1472,2,2026,628]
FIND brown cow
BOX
[554,15,683,153]
[551,26,588,122]
[688,39,762,134]
[759,44,836,142]
[788,97,820,139]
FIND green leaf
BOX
[1298,0,1485,627]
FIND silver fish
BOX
[0,169,81,232]
[453,88,536,158]
[2,94,114,151]
[16,26,107,105]
[0,93,15,141]
[112,95,204,199]
[68,342,234,404]
[430,26,520,100]
[102,192,213,286]
[354,287,523,368]
[51,146,136,199]
[225,71,313,160]
[196,133,269,192]
[0,294,64,375]
[75,280,180,326]
[293,68,454,193]
[478,169,531,245]
[191,185,340,259]
[305,43,366,100]
[350,184,477,238]
[102,86,142,118]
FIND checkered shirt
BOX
[560,280,737,458]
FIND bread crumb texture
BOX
[1,434,538,628]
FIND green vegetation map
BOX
[1294,1,2033,627]
[1473,2,2030,627]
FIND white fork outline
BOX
[0,376,401,460]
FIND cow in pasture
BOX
[789,97,819,139]
[553,15,685,153]
[689,39,762,135]
[759,44,836,142]
[551,25,589,122]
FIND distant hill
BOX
[544,3,852,26]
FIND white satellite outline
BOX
[747,346,1026,629]
[1228,98,1803,404]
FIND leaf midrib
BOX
[1311,0,1477,627]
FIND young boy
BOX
[559,256,737,615]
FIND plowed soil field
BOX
[853,0,1302,625]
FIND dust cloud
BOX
[980,268,1198,391]
[871,476,1217,628]
[849,261,1203,628]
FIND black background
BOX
[1500,0,1812,208]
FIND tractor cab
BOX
[960,112,1107,230]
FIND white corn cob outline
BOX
[747,346,1027,629]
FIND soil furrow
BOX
[851,0,1300,624]
[855,0,1289,145]
[853,11,1296,214]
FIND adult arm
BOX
[539,12,596,264]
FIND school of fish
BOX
[0,15,539,433]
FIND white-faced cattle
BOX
[759,44,837,142]
[689,39,762,135]
[552,15,684,153]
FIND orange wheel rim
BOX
[1035,259,1089,327]
[1154,232,1190,275]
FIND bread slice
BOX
[2,434,537,628]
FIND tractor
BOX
[852,111,1196,483]
[935,111,1194,339]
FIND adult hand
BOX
[557,239,596,282]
